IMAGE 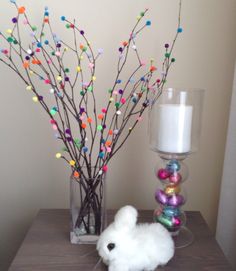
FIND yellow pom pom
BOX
[137,16,141,21]
[76,66,81,72]
[109,97,114,102]
[29,70,34,75]
[55,153,62,159]
[6,29,13,34]
[92,76,96,81]
[32,96,38,102]
[26,85,32,91]
[57,76,62,81]
[69,160,76,166]
[64,47,69,52]
[79,56,84,60]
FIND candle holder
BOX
[149,88,204,248]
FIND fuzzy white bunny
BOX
[96,205,174,271]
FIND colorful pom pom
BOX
[18,6,26,14]
[73,171,80,178]
[55,153,62,159]
[103,165,108,172]
[12,17,17,23]
[177,27,183,33]
[97,125,103,131]
[69,160,76,166]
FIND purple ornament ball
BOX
[168,194,185,207]
[155,189,168,205]
[157,168,170,180]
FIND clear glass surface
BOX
[149,88,205,154]
[70,171,106,244]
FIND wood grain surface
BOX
[9,210,232,271]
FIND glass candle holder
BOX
[149,88,204,248]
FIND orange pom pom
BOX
[108,130,113,136]
[98,114,104,120]
[150,66,157,72]
[105,141,112,147]
[81,123,87,129]
[23,61,29,69]
[122,41,128,46]
[87,117,92,123]
[73,171,80,178]
[18,6,26,14]
[44,18,49,23]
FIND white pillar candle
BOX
[157,104,193,153]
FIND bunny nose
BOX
[107,243,115,251]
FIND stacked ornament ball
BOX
[154,159,187,232]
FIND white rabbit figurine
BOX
[96,205,174,271]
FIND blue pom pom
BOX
[82,147,88,153]
[146,20,151,26]
[10,0,16,4]
[44,40,49,45]
[132,97,137,103]
[44,6,49,11]
[37,42,42,48]
[177,27,183,33]
[140,77,145,82]
[44,11,49,16]
[61,16,66,21]
[99,152,105,158]
[101,139,106,144]
[116,79,122,84]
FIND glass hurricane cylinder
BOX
[149,88,204,248]
[70,170,107,244]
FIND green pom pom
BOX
[80,91,84,96]
[141,87,147,92]
[51,51,55,56]
[115,102,120,109]
[165,53,170,58]
[7,37,14,43]
[171,58,176,62]
[97,125,103,131]
[64,68,70,73]
[66,23,70,29]
[32,26,37,31]
[88,86,93,92]
[140,11,145,17]
[108,88,112,93]
[74,138,81,147]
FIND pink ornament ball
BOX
[157,168,170,180]
[169,172,182,184]
[172,217,181,227]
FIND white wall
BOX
[216,63,236,269]
[0,0,235,269]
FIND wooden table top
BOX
[9,209,232,271]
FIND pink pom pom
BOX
[103,165,108,172]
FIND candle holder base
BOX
[172,226,194,248]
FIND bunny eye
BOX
[107,243,115,251]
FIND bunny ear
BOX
[114,205,138,230]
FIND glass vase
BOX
[70,171,107,244]
[149,88,205,248]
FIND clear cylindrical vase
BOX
[149,88,204,248]
[70,171,106,244]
